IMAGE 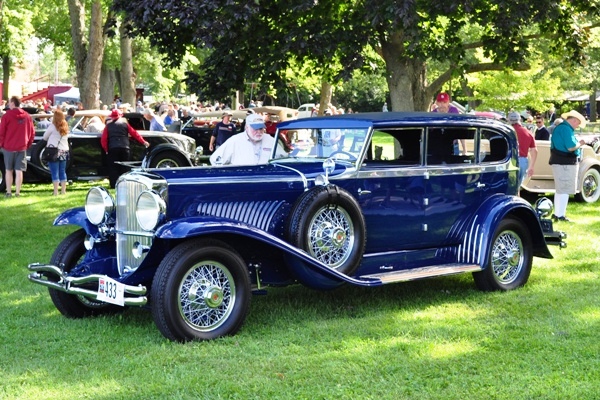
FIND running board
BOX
[359,263,482,284]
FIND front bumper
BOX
[27,263,147,306]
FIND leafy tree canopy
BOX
[113,0,600,110]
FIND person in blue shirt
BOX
[209,111,237,152]
[142,108,166,131]
[549,110,587,222]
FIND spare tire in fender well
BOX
[284,184,366,289]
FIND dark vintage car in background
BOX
[180,106,297,158]
[28,112,564,342]
[0,110,199,191]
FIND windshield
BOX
[275,128,369,162]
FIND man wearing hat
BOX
[432,92,460,113]
[549,110,587,222]
[507,111,537,186]
[101,109,150,188]
[209,111,237,152]
[210,113,286,166]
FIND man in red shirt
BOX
[101,108,149,188]
[0,96,35,197]
[508,111,537,186]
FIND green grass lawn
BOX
[1,182,599,399]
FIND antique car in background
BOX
[28,112,565,342]
[180,110,247,156]
[0,110,198,192]
[521,134,600,203]
[180,106,297,158]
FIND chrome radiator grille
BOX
[115,179,153,275]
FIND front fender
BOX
[53,207,100,235]
[154,217,380,286]
[141,144,192,168]
[455,195,552,268]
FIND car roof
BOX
[277,111,512,130]
[246,106,298,120]
[30,113,53,119]
[189,110,248,119]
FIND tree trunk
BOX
[589,86,597,122]
[380,31,429,112]
[2,56,9,101]
[67,0,106,109]
[119,21,136,107]
[460,79,481,111]
[318,79,332,116]
[99,64,116,107]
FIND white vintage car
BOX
[522,131,600,203]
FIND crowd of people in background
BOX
[1,88,594,199]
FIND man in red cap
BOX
[432,92,460,113]
[101,108,149,188]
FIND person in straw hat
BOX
[548,110,587,222]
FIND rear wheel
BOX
[48,229,121,317]
[473,218,532,291]
[149,151,188,168]
[575,168,600,203]
[30,140,51,173]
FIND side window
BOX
[426,128,477,165]
[367,129,421,165]
[480,129,508,163]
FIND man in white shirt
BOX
[210,113,287,165]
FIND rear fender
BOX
[452,195,551,268]
[141,144,192,168]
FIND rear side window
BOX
[426,128,477,165]
[480,129,509,163]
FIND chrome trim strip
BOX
[167,175,306,186]
[357,161,510,179]
[270,163,309,190]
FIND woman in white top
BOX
[42,109,70,195]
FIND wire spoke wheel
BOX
[178,261,235,332]
[490,230,523,285]
[473,218,532,291]
[307,205,355,269]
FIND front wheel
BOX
[575,168,600,203]
[473,218,533,291]
[48,229,121,317]
[151,239,251,341]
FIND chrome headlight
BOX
[135,190,166,231]
[85,187,115,225]
[534,197,553,218]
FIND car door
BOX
[423,127,483,245]
[354,128,429,252]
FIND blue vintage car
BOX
[28,112,565,341]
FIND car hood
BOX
[142,162,350,219]
[149,161,349,186]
